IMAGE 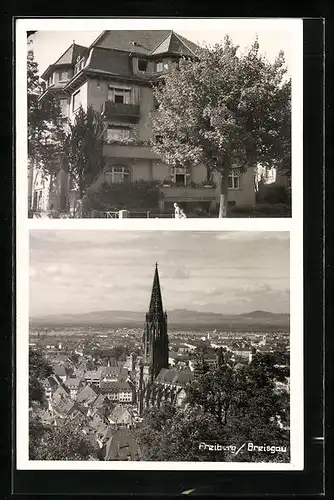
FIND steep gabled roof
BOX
[91,30,171,54]
[54,43,87,66]
[62,30,202,91]
[109,404,131,423]
[76,384,98,404]
[104,427,138,461]
[150,31,199,58]
[41,43,87,80]
[90,30,202,57]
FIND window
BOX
[138,59,148,72]
[72,90,81,111]
[228,170,240,189]
[106,166,131,184]
[107,127,132,142]
[171,166,190,186]
[59,98,68,117]
[156,60,169,72]
[59,71,68,82]
[108,86,131,104]
[74,58,86,75]
[48,74,54,87]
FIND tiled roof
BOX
[53,398,75,417]
[93,30,172,55]
[42,375,60,388]
[41,43,87,80]
[88,47,133,78]
[89,415,108,434]
[65,377,82,387]
[52,385,70,400]
[109,404,132,424]
[84,370,101,380]
[104,428,139,461]
[70,30,202,82]
[54,43,87,66]
[91,393,105,409]
[74,368,85,378]
[100,366,119,376]
[53,365,66,376]
[156,368,194,386]
[150,31,199,57]
[168,351,190,361]
[76,385,98,404]
[100,380,132,392]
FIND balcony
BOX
[102,101,140,121]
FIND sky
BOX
[28,22,293,77]
[29,230,290,317]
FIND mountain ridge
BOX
[30,309,289,328]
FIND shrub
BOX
[230,203,290,217]
[85,180,163,213]
[256,184,290,205]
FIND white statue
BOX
[174,203,181,219]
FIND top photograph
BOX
[27,24,295,219]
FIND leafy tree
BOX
[151,37,291,217]
[29,412,98,460]
[29,348,53,405]
[61,105,106,213]
[187,364,235,425]
[70,353,80,364]
[137,354,290,462]
[27,48,63,177]
[137,403,225,461]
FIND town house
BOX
[30,30,256,216]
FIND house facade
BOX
[30,30,256,216]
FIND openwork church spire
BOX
[143,264,169,382]
[148,262,164,317]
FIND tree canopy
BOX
[27,48,63,174]
[29,348,53,405]
[29,412,98,460]
[137,353,290,462]
[151,36,291,216]
[61,105,106,200]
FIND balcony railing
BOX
[102,101,140,120]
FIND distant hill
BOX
[30,309,290,330]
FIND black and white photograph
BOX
[24,20,296,220]
[15,18,304,478]
[27,230,292,464]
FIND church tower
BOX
[142,263,169,384]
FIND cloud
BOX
[29,230,290,316]
[215,232,289,242]
[169,268,191,280]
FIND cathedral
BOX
[135,264,194,415]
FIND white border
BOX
[16,18,303,472]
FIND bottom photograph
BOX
[28,230,290,463]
